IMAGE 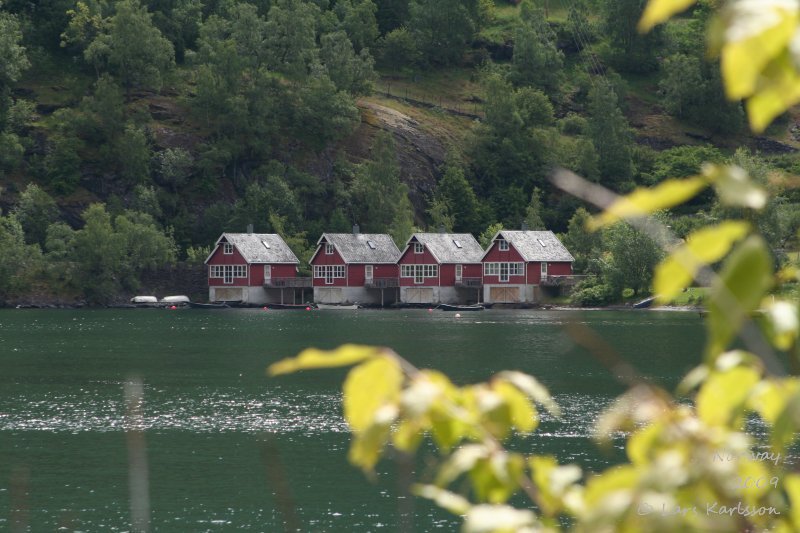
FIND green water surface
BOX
[0,308,705,531]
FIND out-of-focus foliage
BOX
[269,3,800,531]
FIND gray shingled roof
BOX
[489,230,574,262]
[318,233,401,263]
[408,233,484,263]
[208,233,299,264]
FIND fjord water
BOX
[0,308,704,531]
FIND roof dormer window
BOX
[325,243,334,255]
[498,239,509,251]
[223,242,233,254]
[414,242,424,254]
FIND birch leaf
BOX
[268,344,384,376]
[639,0,697,32]
[589,177,708,230]
[654,221,750,303]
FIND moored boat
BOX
[189,302,230,309]
[267,303,317,310]
[161,295,191,304]
[316,303,361,310]
[131,295,158,304]
[437,304,484,311]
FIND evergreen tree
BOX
[435,161,483,235]
[510,0,564,93]
[600,0,663,73]
[408,0,483,65]
[524,188,545,230]
[351,131,414,240]
[587,82,633,189]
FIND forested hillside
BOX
[0,0,798,303]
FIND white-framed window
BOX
[498,239,509,251]
[400,264,438,282]
[223,242,233,254]
[414,242,424,254]
[325,243,334,255]
[455,264,462,281]
[483,262,523,276]
[541,262,548,276]
[313,265,346,282]
[210,264,247,283]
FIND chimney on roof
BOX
[353,223,360,235]
[521,221,528,231]
[438,224,446,234]
[246,223,254,234]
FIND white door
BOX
[365,265,373,282]
[455,264,462,282]
[264,265,271,284]
[500,263,509,283]
[224,266,233,284]
[540,262,548,280]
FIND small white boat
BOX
[131,296,158,304]
[316,303,361,310]
[160,295,191,304]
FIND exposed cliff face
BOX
[355,100,447,212]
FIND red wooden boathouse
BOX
[481,230,573,303]
[205,232,310,304]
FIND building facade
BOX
[205,233,309,304]
[397,233,484,304]
[309,229,401,305]
[482,230,574,303]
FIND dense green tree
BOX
[374,0,409,34]
[471,74,555,223]
[334,0,379,52]
[155,147,193,191]
[0,211,42,297]
[351,132,414,242]
[408,0,483,65]
[78,75,125,144]
[319,30,375,95]
[71,203,126,301]
[434,161,484,235]
[12,184,59,247]
[599,0,663,73]
[150,0,202,63]
[523,187,545,230]
[0,4,29,176]
[560,207,599,273]
[509,0,564,93]
[587,81,633,188]
[116,124,151,185]
[603,221,663,296]
[377,26,419,71]
[84,0,175,92]
[0,5,28,89]
[659,53,744,133]
[130,184,163,220]
[71,203,176,302]
[426,198,454,232]
[478,221,503,248]
[290,69,360,150]
[44,222,76,262]
[265,0,319,79]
